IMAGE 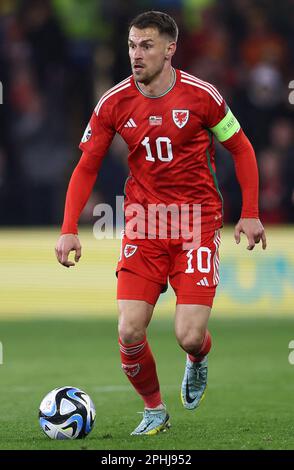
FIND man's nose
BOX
[133,47,143,60]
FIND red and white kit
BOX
[62,69,259,305]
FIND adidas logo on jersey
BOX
[124,118,137,128]
[197,277,209,286]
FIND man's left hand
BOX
[234,218,267,250]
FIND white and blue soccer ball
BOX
[39,386,96,440]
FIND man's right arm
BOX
[56,102,116,267]
[61,151,104,235]
[55,152,105,267]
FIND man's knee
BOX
[118,319,145,344]
[175,304,211,354]
[117,300,153,344]
[176,331,205,355]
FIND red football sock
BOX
[188,330,212,363]
[119,336,162,408]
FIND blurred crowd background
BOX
[0,0,293,228]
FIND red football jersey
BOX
[79,69,228,234]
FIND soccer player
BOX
[55,11,266,435]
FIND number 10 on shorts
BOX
[185,247,211,274]
[184,230,220,286]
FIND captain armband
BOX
[209,109,241,142]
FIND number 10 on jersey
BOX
[142,136,173,162]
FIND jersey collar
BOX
[135,68,176,98]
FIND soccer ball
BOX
[39,386,96,439]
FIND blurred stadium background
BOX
[0,227,293,318]
[0,0,293,318]
[0,0,294,450]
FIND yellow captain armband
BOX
[209,109,241,142]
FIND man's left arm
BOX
[209,108,266,250]
[221,128,266,250]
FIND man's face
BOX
[128,26,172,83]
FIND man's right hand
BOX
[55,234,82,268]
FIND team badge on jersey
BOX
[124,244,138,258]
[172,110,189,128]
[81,123,92,142]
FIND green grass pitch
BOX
[0,316,294,450]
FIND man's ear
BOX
[166,42,177,60]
